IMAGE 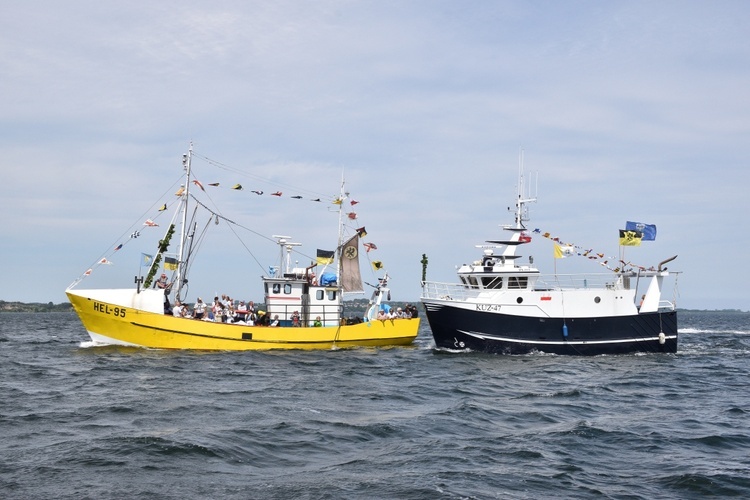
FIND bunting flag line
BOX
[371,260,384,271]
[316,249,335,265]
[625,221,657,241]
[531,228,657,272]
[619,229,643,247]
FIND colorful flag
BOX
[209,182,220,187]
[350,199,359,205]
[100,258,113,265]
[347,212,357,220]
[158,203,167,211]
[619,229,643,246]
[251,190,263,195]
[356,226,367,237]
[164,256,178,271]
[84,269,92,276]
[363,242,377,252]
[554,243,575,258]
[114,244,123,251]
[316,249,335,265]
[143,219,158,227]
[175,186,185,196]
[341,235,363,293]
[130,230,140,239]
[193,179,205,191]
[626,221,657,241]
[141,253,153,267]
[519,232,532,243]
[371,260,384,271]
[271,191,282,196]
[332,197,343,205]
[232,184,243,190]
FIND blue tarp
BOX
[320,273,337,286]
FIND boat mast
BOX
[175,143,192,300]
[512,151,536,231]
[336,172,346,275]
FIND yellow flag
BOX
[619,230,642,246]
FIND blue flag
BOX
[141,253,153,267]
[626,221,657,241]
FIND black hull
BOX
[423,303,678,355]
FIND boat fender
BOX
[658,332,666,345]
[562,323,568,338]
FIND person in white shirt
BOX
[193,298,206,320]
[172,300,186,318]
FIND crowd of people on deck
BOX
[376,304,418,320]
[156,272,417,326]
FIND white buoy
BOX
[658,332,666,345]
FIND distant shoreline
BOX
[0,300,747,314]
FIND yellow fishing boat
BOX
[66,144,419,350]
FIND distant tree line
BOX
[0,301,74,313]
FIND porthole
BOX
[594,296,601,304]
[516,297,523,304]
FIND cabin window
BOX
[481,277,503,289]
[284,284,292,294]
[464,276,478,288]
[328,290,337,301]
[316,290,324,300]
[594,296,601,304]
[507,277,528,289]
[272,284,281,294]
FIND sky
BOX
[1,1,748,311]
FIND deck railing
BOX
[421,273,628,300]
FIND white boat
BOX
[420,164,678,355]
[67,144,419,350]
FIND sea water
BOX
[1,311,749,499]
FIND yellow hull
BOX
[67,290,419,351]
